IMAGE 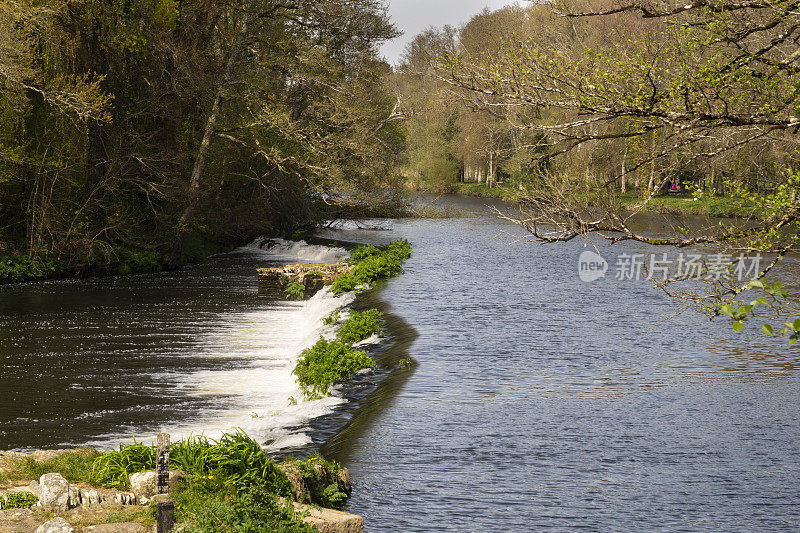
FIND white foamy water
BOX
[172,285,356,451]
[241,237,350,264]
[90,239,365,452]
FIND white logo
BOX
[578,251,608,282]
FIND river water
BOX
[1,195,799,531]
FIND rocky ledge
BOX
[257,263,352,299]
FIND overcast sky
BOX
[379,0,519,64]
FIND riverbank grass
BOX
[618,192,761,218]
[0,431,353,531]
[456,182,519,199]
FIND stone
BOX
[35,517,74,533]
[276,463,309,503]
[129,470,185,499]
[276,463,352,504]
[83,523,147,533]
[38,474,71,512]
[257,263,353,299]
[293,503,363,533]
[337,467,352,496]
[68,485,81,508]
[83,489,101,506]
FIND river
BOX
[1,195,799,531]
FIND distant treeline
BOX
[391,2,799,196]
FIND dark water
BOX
[1,195,799,531]
[319,196,800,532]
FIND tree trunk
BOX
[621,145,628,194]
[166,27,244,268]
[488,152,494,188]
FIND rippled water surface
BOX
[1,195,799,531]
[319,196,800,532]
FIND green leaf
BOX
[790,335,799,344]
[762,324,774,336]
[749,280,765,289]
[718,304,735,318]
[732,321,745,332]
[755,297,769,306]
[792,319,800,332]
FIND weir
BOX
[257,262,352,298]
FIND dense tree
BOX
[0,0,401,276]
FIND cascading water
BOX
[66,238,376,452]
[172,285,357,451]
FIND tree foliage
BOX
[0,0,402,272]
[394,0,800,337]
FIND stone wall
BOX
[257,263,352,299]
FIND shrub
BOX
[345,244,381,264]
[280,454,349,509]
[174,485,315,533]
[336,309,383,345]
[293,339,374,399]
[0,256,62,283]
[285,281,306,300]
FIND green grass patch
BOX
[336,309,383,345]
[617,192,760,218]
[293,339,375,399]
[332,240,412,294]
[91,431,292,498]
[91,441,155,489]
[457,182,518,199]
[6,449,100,484]
[0,491,38,509]
[174,484,315,533]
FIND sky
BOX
[379,0,519,64]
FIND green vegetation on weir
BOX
[332,240,413,294]
[1,431,351,531]
[336,309,384,344]
[293,339,376,400]
[293,308,388,399]
[293,241,411,399]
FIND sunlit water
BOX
[1,196,799,531]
